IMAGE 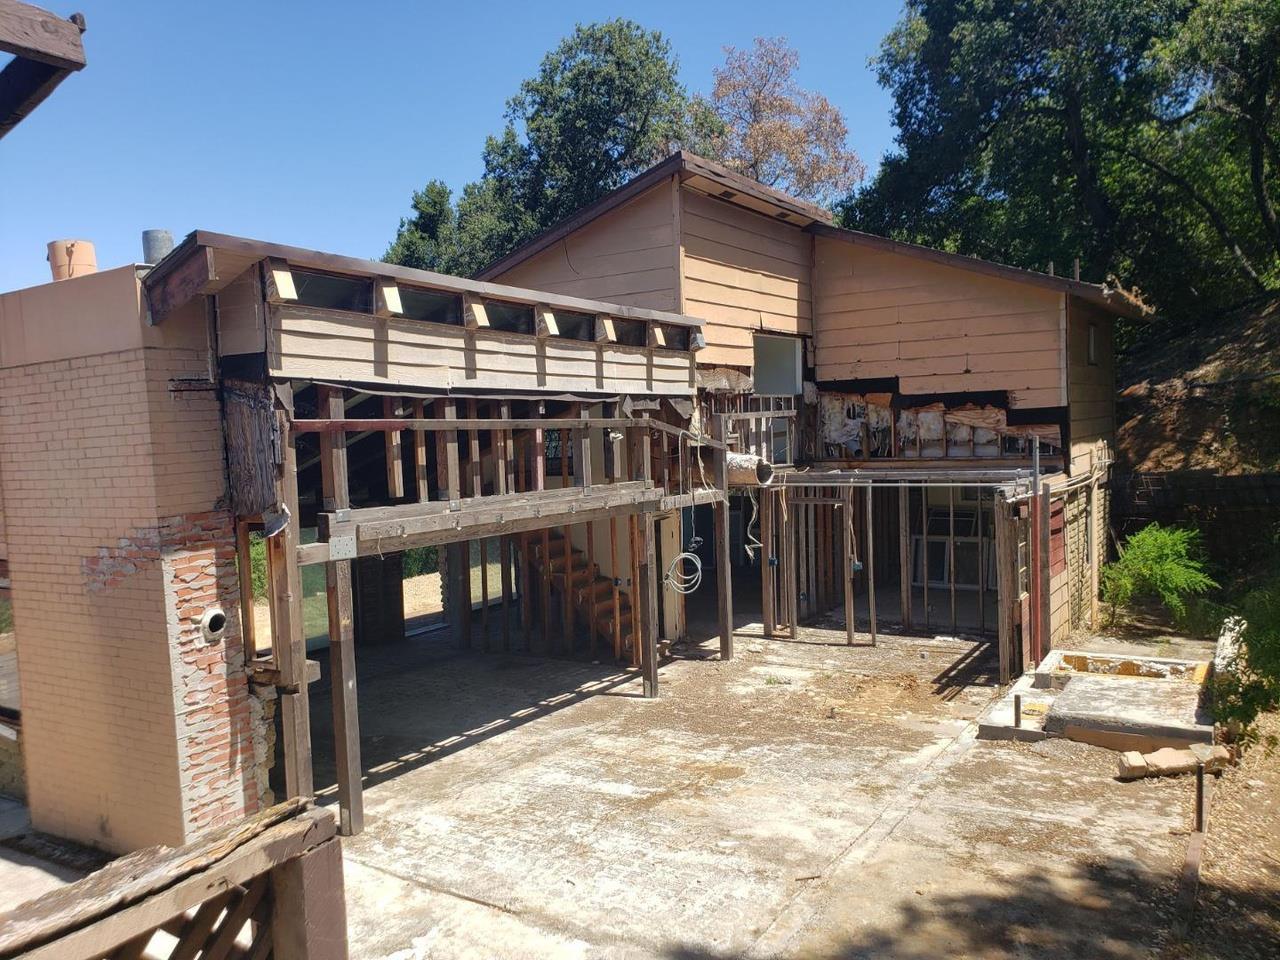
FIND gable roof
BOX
[477,151,834,281]
[478,151,1146,320]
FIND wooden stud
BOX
[630,514,642,666]
[383,396,404,500]
[317,385,362,837]
[921,484,930,629]
[610,515,622,660]
[262,258,297,302]
[977,487,987,635]
[462,294,490,330]
[374,279,403,317]
[594,314,616,343]
[235,520,257,658]
[412,399,429,502]
[648,324,668,349]
[535,304,558,338]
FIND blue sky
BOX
[0,1,905,292]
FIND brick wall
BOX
[0,343,264,851]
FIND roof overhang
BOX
[0,2,87,140]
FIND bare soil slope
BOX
[1116,299,1280,474]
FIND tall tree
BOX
[702,37,864,207]
[844,0,1280,323]
[386,19,713,276]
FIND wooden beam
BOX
[317,386,362,837]
[145,246,215,324]
[710,413,732,661]
[1039,480,1052,661]
[0,52,67,141]
[844,490,856,645]
[269,837,348,960]
[0,2,86,70]
[648,324,668,349]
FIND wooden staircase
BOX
[531,530,637,661]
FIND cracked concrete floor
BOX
[309,622,1194,959]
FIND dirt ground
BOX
[307,619,1210,959]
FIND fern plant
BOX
[1101,523,1218,621]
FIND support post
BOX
[270,838,348,960]
[639,514,660,697]
[711,413,733,660]
[317,386,362,836]
[761,488,775,639]
[1039,479,1053,660]
[898,483,912,629]
[866,484,877,645]
[843,488,856,645]
[269,389,313,801]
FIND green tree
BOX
[386,19,715,276]
[843,0,1280,324]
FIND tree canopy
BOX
[385,25,862,276]
[843,0,1280,327]
[700,37,865,207]
[386,19,714,277]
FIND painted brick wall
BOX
[0,343,263,851]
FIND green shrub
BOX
[1212,576,1280,750]
[402,546,438,578]
[1101,523,1218,622]
[248,533,269,598]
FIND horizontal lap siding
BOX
[495,180,679,312]
[814,238,1065,408]
[680,189,812,368]
[1068,298,1115,474]
[270,304,694,396]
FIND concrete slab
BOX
[305,620,1197,959]
[1043,673,1214,752]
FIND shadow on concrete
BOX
[307,630,643,799]
[660,853,1278,959]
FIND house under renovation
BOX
[482,151,1143,679]
[0,153,1140,858]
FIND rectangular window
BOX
[752,334,802,395]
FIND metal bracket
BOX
[328,535,356,561]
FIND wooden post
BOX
[436,398,469,651]
[995,495,1013,684]
[949,486,957,634]
[497,402,512,651]
[317,386,362,836]
[977,487,987,635]
[467,401,486,649]
[269,838,348,960]
[898,483,912,629]
[639,514,660,697]
[629,514,642,667]
[412,399,429,502]
[1088,474,1100,627]
[784,491,798,639]
[711,413,733,661]
[761,488,775,639]
[1039,479,1053,661]
[866,484,877,645]
[235,520,256,658]
[269,390,313,802]
[921,484,930,629]
[843,488,856,645]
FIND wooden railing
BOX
[0,800,344,960]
